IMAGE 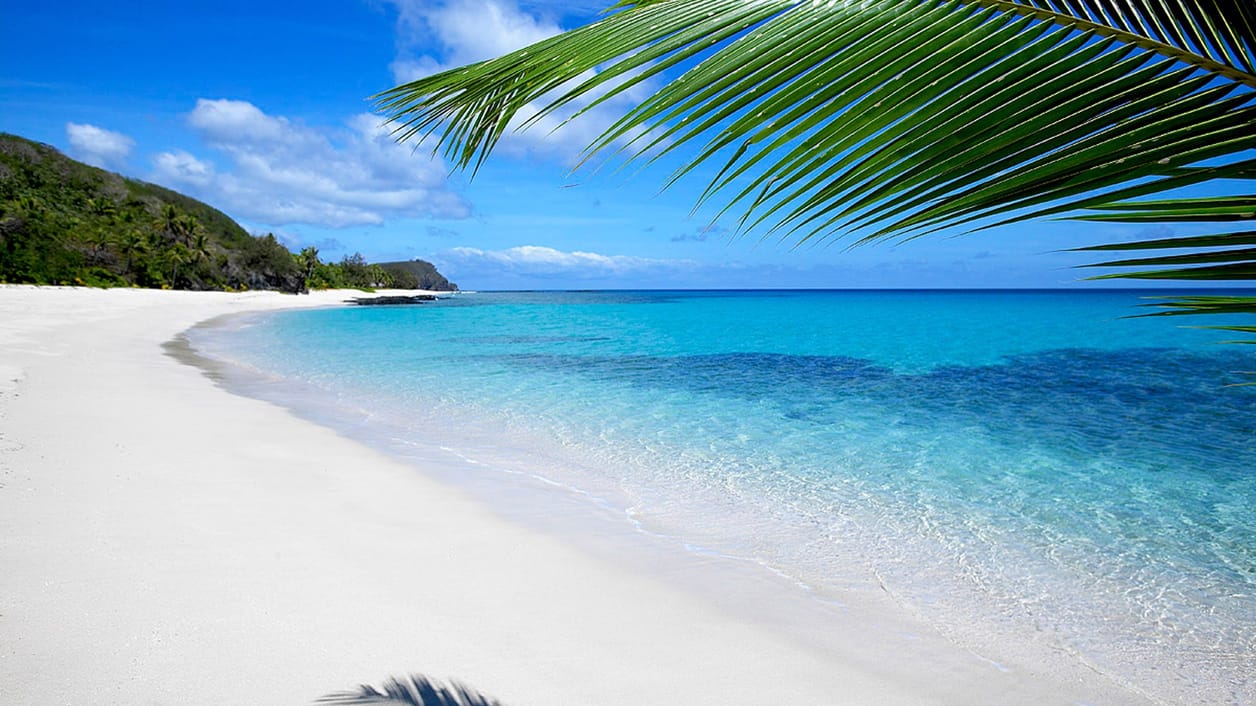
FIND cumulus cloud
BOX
[443,245,696,277]
[390,0,559,75]
[66,123,135,169]
[434,243,812,288]
[151,98,469,228]
[385,0,655,164]
[152,150,215,188]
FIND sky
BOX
[0,0,1212,290]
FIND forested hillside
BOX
[0,134,455,292]
[377,258,457,291]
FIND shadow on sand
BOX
[317,674,503,706]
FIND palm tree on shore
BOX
[158,204,181,244]
[157,204,200,248]
[376,0,1254,344]
[298,245,320,291]
[163,242,189,288]
[189,231,211,265]
[117,229,148,277]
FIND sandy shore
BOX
[0,285,1153,705]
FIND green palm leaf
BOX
[1074,196,1256,222]
[1135,296,1256,360]
[999,0,1255,76]
[376,0,1255,341]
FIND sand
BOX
[0,285,1154,705]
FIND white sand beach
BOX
[0,285,1154,705]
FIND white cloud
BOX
[151,99,469,228]
[390,0,560,74]
[152,150,215,188]
[443,245,696,276]
[66,123,135,169]
[186,99,290,144]
[385,0,655,164]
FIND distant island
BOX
[0,133,456,293]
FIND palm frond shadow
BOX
[317,674,504,706]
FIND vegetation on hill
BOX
[0,133,455,293]
[376,258,457,291]
[298,250,456,291]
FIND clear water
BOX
[190,290,1256,703]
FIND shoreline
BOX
[1,285,1154,705]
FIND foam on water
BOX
[189,290,1256,703]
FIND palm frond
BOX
[377,0,1254,246]
[1083,247,1256,276]
[1073,230,1256,251]
[1006,157,1256,224]
[1081,235,1256,279]
[1074,196,1256,222]
[1072,218,1255,340]
[376,0,1255,343]
[1140,294,1256,315]
[996,0,1255,77]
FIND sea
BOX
[188,289,1255,703]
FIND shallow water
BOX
[190,290,1256,703]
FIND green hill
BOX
[0,133,455,293]
[377,258,457,291]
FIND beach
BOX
[0,285,1169,705]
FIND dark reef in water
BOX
[347,294,438,306]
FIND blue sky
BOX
[0,0,1207,289]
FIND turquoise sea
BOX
[191,290,1255,702]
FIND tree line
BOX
[0,133,454,293]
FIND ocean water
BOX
[190,290,1255,703]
